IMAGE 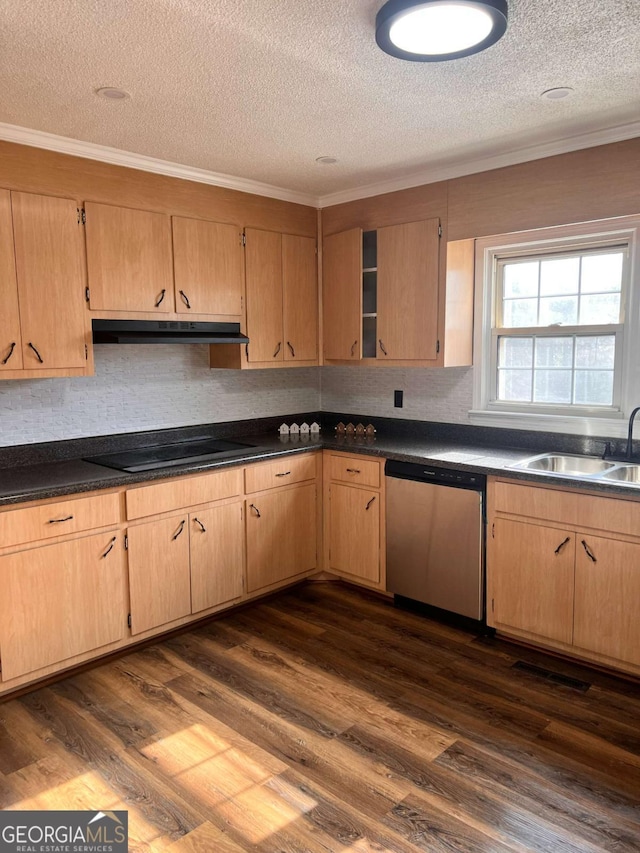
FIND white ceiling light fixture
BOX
[376,0,508,62]
[541,87,575,101]
[316,156,339,165]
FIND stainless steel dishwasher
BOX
[385,460,486,622]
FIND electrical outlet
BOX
[394,389,403,408]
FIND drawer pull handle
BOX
[273,341,282,358]
[194,517,206,533]
[378,339,388,356]
[581,539,597,563]
[179,290,191,310]
[287,341,295,357]
[48,514,73,524]
[1,342,16,364]
[28,342,44,363]
[346,468,361,474]
[101,536,117,559]
[351,339,358,357]
[554,536,571,555]
[172,519,186,540]
[155,288,166,307]
[250,503,261,518]
[275,471,291,477]
[365,496,376,510]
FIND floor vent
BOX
[512,660,591,692]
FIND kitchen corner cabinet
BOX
[322,222,473,367]
[323,452,385,590]
[0,531,127,681]
[0,189,91,379]
[209,228,318,369]
[487,477,640,675]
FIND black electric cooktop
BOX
[84,438,256,473]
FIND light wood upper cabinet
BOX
[282,234,317,362]
[0,531,127,681]
[0,190,22,371]
[245,227,284,363]
[190,502,244,613]
[127,513,192,635]
[377,219,439,360]
[323,228,361,360]
[489,517,575,645]
[172,216,244,316]
[84,201,174,313]
[11,192,88,370]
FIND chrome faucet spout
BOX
[626,406,640,460]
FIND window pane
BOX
[498,369,532,402]
[581,252,624,294]
[503,262,539,298]
[498,337,533,368]
[533,370,572,404]
[535,337,573,368]
[539,296,578,326]
[502,298,538,327]
[540,257,580,296]
[575,335,615,370]
[579,293,621,325]
[574,370,614,406]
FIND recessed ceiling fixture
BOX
[376,0,508,62]
[541,87,574,101]
[95,87,130,100]
[316,156,338,165]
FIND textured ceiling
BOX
[0,0,639,200]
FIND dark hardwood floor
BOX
[1,582,640,852]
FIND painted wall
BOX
[0,346,320,446]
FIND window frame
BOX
[471,215,640,437]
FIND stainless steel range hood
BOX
[92,320,249,344]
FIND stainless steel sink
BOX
[599,465,640,483]
[511,453,616,476]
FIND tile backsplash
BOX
[0,346,321,446]
[0,347,475,447]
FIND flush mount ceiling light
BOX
[376,0,508,62]
[541,87,575,100]
[94,87,130,100]
[315,156,339,165]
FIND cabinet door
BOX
[245,228,283,363]
[85,202,173,312]
[323,228,362,360]
[328,484,380,583]
[574,534,640,666]
[12,192,87,369]
[246,484,316,592]
[489,518,575,644]
[0,190,23,370]
[0,532,127,681]
[190,502,244,612]
[127,514,191,634]
[377,219,439,360]
[172,216,243,316]
[282,234,317,362]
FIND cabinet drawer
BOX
[126,468,242,520]
[329,454,381,488]
[492,481,577,527]
[0,492,121,549]
[245,453,317,494]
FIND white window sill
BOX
[468,408,628,438]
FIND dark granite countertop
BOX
[2,413,640,507]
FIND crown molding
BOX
[317,119,640,208]
[0,122,319,207]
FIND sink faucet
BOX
[626,406,640,460]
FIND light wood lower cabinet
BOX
[488,477,640,673]
[127,514,192,635]
[328,483,380,584]
[190,503,244,612]
[0,531,127,681]
[246,483,317,592]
